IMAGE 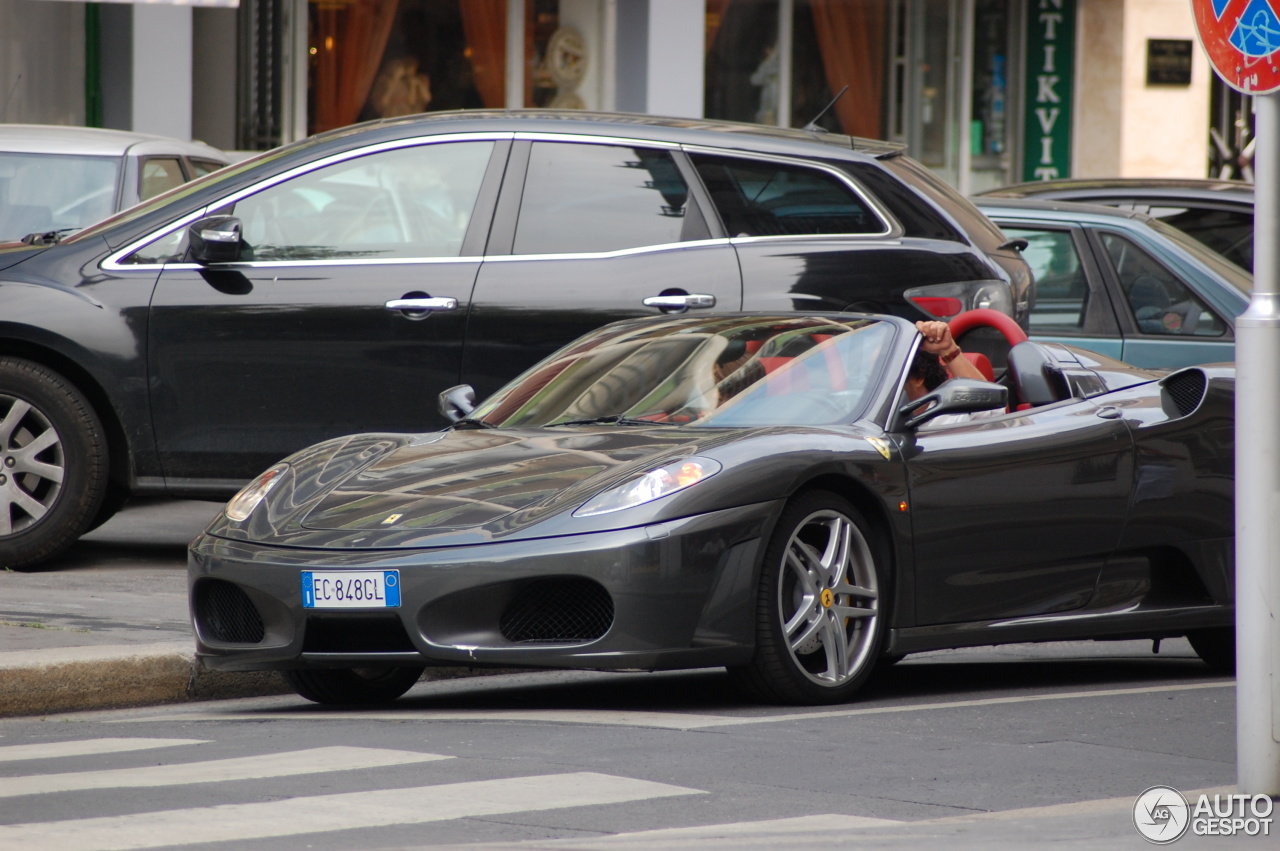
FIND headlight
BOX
[574,457,722,517]
[225,463,289,521]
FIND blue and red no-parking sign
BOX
[1193,0,1280,93]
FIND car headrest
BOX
[1006,341,1069,407]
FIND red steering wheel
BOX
[948,308,1028,347]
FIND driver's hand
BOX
[915,320,957,356]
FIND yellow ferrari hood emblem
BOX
[381,513,403,525]
[865,437,892,460]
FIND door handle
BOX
[1095,406,1122,419]
[385,296,458,313]
[642,293,717,311]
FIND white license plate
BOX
[301,570,400,608]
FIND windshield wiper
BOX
[546,415,679,427]
[450,417,497,430]
[20,228,77,246]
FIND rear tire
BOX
[1187,627,1235,675]
[730,491,889,705]
[283,666,426,705]
[0,359,108,568]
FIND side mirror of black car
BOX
[898,378,1008,430]
[438,384,476,422]
[188,216,243,264]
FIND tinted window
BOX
[513,143,690,254]
[1148,205,1253,271]
[1005,226,1089,332]
[690,153,885,237]
[231,141,493,261]
[189,159,226,178]
[140,158,187,200]
[1099,232,1227,338]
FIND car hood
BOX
[0,241,47,270]
[207,426,731,549]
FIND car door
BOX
[1088,229,1236,368]
[995,220,1125,358]
[462,138,742,402]
[900,399,1134,626]
[139,138,507,484]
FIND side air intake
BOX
[1160,368,1207,418]
[194,579,266,644]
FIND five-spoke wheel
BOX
[732,491,888,705]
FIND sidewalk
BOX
[0,500,291,717]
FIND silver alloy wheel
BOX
[777,508,880,686]
[0,394,65,536]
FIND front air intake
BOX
[499,578,614,644]
[1160,369,1207,418]
[194,579,265,644]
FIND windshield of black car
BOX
[469,316,895,428]
[0,153,120,242]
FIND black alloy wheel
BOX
[283,666,427,705]
[731,490,888,705]
[0,358,108,568]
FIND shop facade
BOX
[0,0,1222,191]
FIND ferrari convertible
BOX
[188,311,1235,706]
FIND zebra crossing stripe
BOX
[0,746,451,798]
[0,738,207,763]
[0,771,702,851]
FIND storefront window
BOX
[307,0,568,135]
[705,0,889,139]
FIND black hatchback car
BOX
[0,110,1030,567]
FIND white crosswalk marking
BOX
[0,745,451,798]
[0,738,207,763]
[0,771,701,851]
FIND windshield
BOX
[0,153,120,241]
[470,315,896,429]
[1148,217,1252,299]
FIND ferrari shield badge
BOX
[865,437,892,460]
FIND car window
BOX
[1146,204,1253,271]
[1099,232,1227,338]
[189,159,226,178]
[1003,226,1089,333]
[230,141,494,261]
[689,153,886,237]
[140,158,187,200]
[512,143,693,254]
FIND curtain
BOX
[313,0,401,133]
[808,0,886,139]
[460,0,507,109]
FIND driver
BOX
[904,320,1002,426]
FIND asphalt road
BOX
[0,501,1264,849]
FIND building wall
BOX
[0,0,85,125]
[1075,0,1209,179]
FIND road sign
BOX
[1192,0,1280,93]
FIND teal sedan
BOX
[976,198,1249,369]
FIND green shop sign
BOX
[1023,0,1076,181]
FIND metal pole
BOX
[1236,91,1280,795]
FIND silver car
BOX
[0,124,230,243]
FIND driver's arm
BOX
[915,320,986,382]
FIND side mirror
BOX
[898,378,1008,430]
[438,384,476,423]
[188,215,243,264]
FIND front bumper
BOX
[189,502,776,673]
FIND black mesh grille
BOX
[195,580,265,644]
[1163,369,1207,417]
[303,614,416,653]
[499,578,614,644]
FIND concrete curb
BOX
[0,643,535,718]
[0,642,290,718]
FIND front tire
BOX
[1187,627,1235,675]
[731,491,889,705]
[0,359,108,568]
[283,666,426,705]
